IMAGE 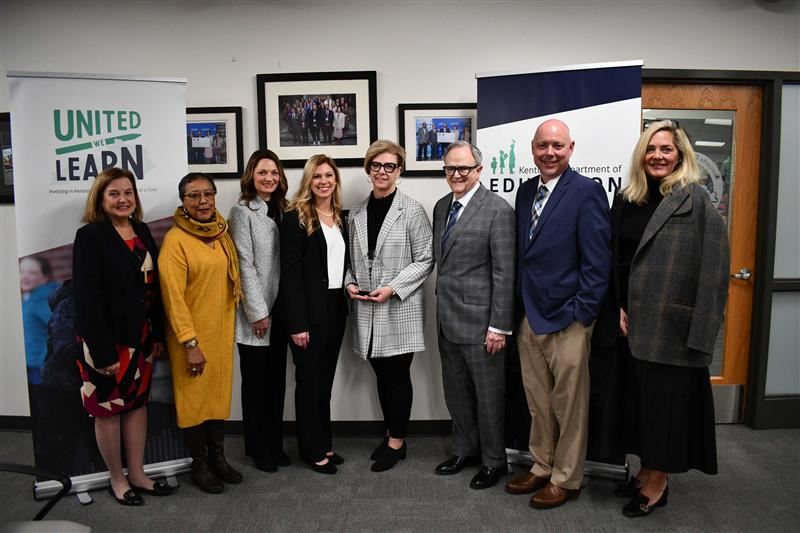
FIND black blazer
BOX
[72,220,164,369]
[280,210,349,335]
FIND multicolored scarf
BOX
[173,206,242,303]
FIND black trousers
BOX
[237,315,289,463]
[368,352,414,438]
[290,290,346,463]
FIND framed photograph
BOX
[398,103,477,177]
[186,106,244,179]
[257,71,377,167]
[0,113,13,204]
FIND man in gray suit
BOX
[432,141,516,490]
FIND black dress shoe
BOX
[326,452,345,465]
[311,460,337,475]
[371,442,406,472]
[129,480,174,496]
[469,465,508,490]
[255,455,278,473]
[623,485,669,517]
[108,485,144,506]
[370,437,389,460]
[435,455,481,475]
[614,477,641,497]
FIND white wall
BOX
[1,0,799,418]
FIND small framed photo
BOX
[186,106,244,179]
[0,113,13,204]
[398,103,477,177]
[257,71,377,167]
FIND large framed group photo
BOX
[1,112,13,204]
[398,103,477,177]
[186,106,244,179]
[257,71,377,167]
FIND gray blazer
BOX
[433,184,516,344]
[229,197,280,346]
[345,190,434,359]
[627,183,730,367]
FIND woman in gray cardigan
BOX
[229,149,290,473]
[596,121,729,518]
[345,140,434,472]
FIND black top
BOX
[619,178,663,310]
[366,189,396,259]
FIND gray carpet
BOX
[1,426,799,532]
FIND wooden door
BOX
[642,84,762,419]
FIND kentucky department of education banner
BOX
[476,60,642,473]
[8,71,189,496]
[476,60,643,206]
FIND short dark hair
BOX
[178,172,216,199]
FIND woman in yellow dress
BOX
[159,173,243,493]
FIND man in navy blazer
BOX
[505,119,611,509]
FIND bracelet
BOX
[183,338,199,349]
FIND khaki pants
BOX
[517,317,593,490]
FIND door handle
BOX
[730,268,752,280]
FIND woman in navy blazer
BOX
[73,167,172,505]
[281,154,349,474]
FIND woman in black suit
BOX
[73,167,173,505]
[281,154,348,474]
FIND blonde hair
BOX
[363,139,406,175]
[623,120,700,205]
[82,167,143,223]
[288,154,343,236]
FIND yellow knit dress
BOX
[158,227,235,428]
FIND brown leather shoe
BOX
[530,482,579,509]
[505,472,550,494]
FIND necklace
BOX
[315,207,334,217]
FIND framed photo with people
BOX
[0,112,14,204]
[186,107,244,179]
[256,71,378,167]
[398,103,477,177]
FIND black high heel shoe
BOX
[311,459,337,475]
[614,476,641,497]
[370,436,389,460]
[371,441,407,472]
[129,479,174,496]
[623,485,669,517]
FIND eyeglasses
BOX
[443,165,479,177]
[369,161,399,173]
[184,190,217,202]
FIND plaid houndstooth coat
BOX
[345,190,434,359]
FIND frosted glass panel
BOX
[774,84,800,278]
[765,292,800,396]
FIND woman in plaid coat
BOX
[345,140,434,472]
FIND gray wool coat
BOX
[228,197,280,347]
[626,183,730,368]
[344,190,434,359]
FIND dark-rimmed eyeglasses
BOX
[369,161,399,173]
[443,165,479,177]
[184,190,217,202]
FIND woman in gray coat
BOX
[229,149,290,473]
[345,140,434,472]
[594,121,729,518]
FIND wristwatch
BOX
[183,338,199,349]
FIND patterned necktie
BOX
[441,200,463,252]
[528,185,549,239]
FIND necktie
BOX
[441,200,463,252]
[528,185,549,239]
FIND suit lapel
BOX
[101,222,143,278]
[442,185,485,261]
[528,170,572,246]
[635,186,692,258]
[434,192,453,263]
[351,198,369,260]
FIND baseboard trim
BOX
[0,416,33,430]
[1,416,452,436]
